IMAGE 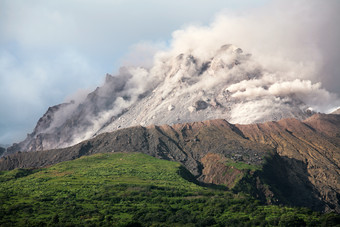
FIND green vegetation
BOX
[225,159,262,171]
[0,152,339,226]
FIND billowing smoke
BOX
[69,66,159,145]
[150,0,340,112]
[11,0,340,152]
[60,0,340,143]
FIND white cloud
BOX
[119,41,167,68]
[0,49,100,143]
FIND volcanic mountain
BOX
[3,43,339,214]
[6,44,325,154]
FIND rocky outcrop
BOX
[1,114,339,213]
[0,147,5,157]
[6,102,72,155]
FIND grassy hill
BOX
[1,152,339,226]
[2,115,340,213]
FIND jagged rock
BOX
[168,104,175,111]
[188,106,196,113]
[0,147,5,157]
[210,99,221,108]
[194,100,208,111]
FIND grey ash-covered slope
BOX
[7,44,317,154]
[1,114,340,213]
[7,103,72,154]
[332,108,340,114]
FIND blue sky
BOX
[1,0,339,145]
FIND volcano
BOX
[7,44,322,154]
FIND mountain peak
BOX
[6,44,331,153]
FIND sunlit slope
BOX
[1,152,339,226]
[2,115,340,213]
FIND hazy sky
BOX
[1,0,339,145]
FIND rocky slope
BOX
[0,147,5,157]
[332,108,340,114]
[237,114,340,212]
[6,103,72,154]
[1,114,339,213]
[7,44,323,154]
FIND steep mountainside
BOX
[7,44,321,154]
[237,114,340,212]
[1,114,339,213]
[6,103,72,154]
[331,108,340,114]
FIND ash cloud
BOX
[153,0,340,113]
[64,0,340,144]
[58,66,160,147]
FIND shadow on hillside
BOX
[260,153,326,212]
[177,153,329,211]
[178,166,228,191]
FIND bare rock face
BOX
[198,153,243,188]
[6,103,72,155]
[237,114,340,213]
[1,114,339,213]
[0,147,5,157]
[194,100,208,111]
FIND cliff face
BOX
[6,103,72,154]
[1,114,339,213]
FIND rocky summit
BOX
[2,114,339,213]
[6,44,318,154]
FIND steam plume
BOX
[61,0,340,145]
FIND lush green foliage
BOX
[0,153,338,226]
